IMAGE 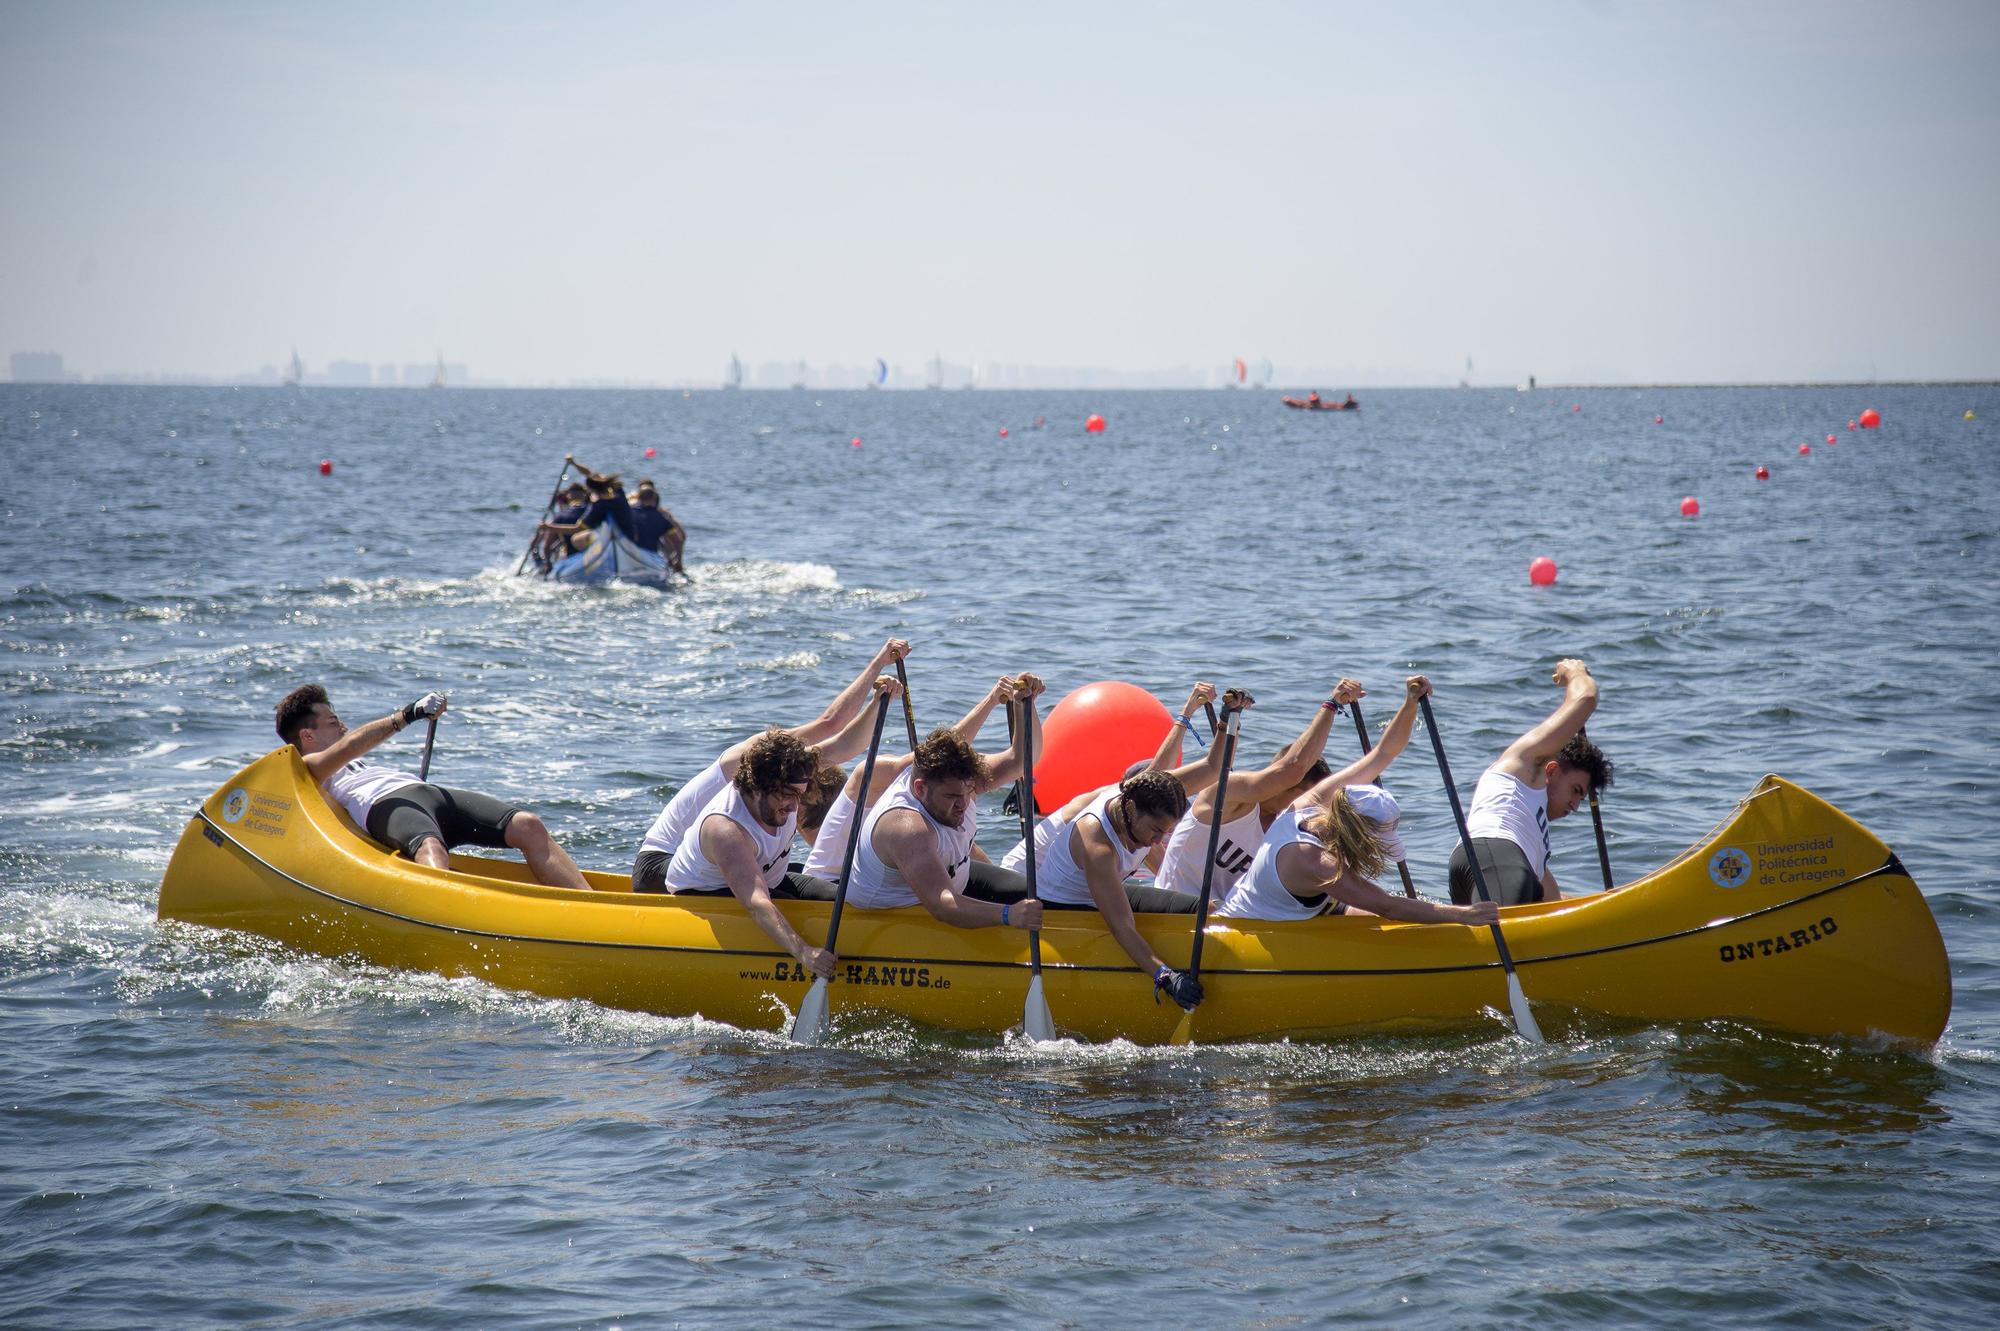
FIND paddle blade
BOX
[1504,972,1545,1044]
[1023,974,1056,1042]
[1169,1008,1195,1046]
[791,977,831,1045]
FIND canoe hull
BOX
[159,751,1951,1046]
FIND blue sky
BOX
[3,0,1996,384]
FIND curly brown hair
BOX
[912,728,989,786]
[733,728,820,799]
[275,683,330,748]
[1119,769,1189,821]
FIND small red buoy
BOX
[318,459,332,475]
[644,446,657,458]
[1755,466,1770,480]
[1679,496,1700,517]
[998,427,1009,438]
[850,437,863,448]
[1859,408,1881,429]
[1572,404,1581,412]
[1847,421,1857,431]
[1529,556,1558,587]
[1085,414,1107,434]
[1655,415,1663,424]
[1799,443,1812,455]
[1826,434,1837,445]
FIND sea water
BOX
[2,384,1997,1327]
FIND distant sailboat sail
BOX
[873,358,888,388]
[926,353,943,390]
[283,348,303,387]
[429,352,447,389]
[724,354,743,389]
[1254,358,1273,389]
[1234,357,1247,385]
[791,358,808,390]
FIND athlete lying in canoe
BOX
[1447,658,1613,906]
[633,637,911,892]
[276,684,589,891]
[1215,676,1497,925]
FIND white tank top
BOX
[845,770,977,909]
[1216,806,1340,920]
[800,787,858,879]
[662,784,796,894]
[1154,801,1266,900]
[321,760,422,828]
[1031,789,1151,907]
[639,759,731,858]
[1465,767,1550,879]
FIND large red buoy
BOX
[318,459,332,475]
[1755,466,1770,480]
[1529,556,1558,586]
[1679,496,1700,517]
[1085,414,1107,434]
[1859,408,1881,429]
[1031,682,1175,814]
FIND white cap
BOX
[1343,783,1406,864]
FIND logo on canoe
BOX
[1708,846,1753,889]
[222,789,248,823]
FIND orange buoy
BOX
[1859,408,1881,429]
[1680,496,1700,517]
[1031,682,1175,814]
[318,459,332,475]
[1084,414,1107,433]
[1529,556,1558,586]
[1755,466,1770,480]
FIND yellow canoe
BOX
[157,749,1952,1047]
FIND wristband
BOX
[1321,699,1344,714]
[1179,716,1207,748]
[1001,903,1010,926]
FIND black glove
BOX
[1153,965,1203,1011]
[401,692,447,725]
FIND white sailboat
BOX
[790,358,808,390]
[870,358,888,389]
[926,353,943,390]
[724,353,743,390]
[282,348,303,387]
[429,352,447,389]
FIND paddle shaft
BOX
[1349,698,1419,899]
[1183,704,1241,982]
[1203,700,1220,741]
[514,458,573,575]
[417,715,438,782]
[893,659,919,751]
[818,693,893,955]
[1417,697,1525,973]
[1018,697,1043,979]
[1582,725,1613,891]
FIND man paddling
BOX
[1153,676,1366,904]
[1214,676,1496,925]
[1447,658,1612,906]
[1001,683,1240,1011]
[634,638,911,891]
[276,684,589,890]
[841,715,1048,932]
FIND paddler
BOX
[1152,675,1367,903]
[802,672,1038,900]
[275,684,589,891]
[1447,658,1612,906]
[1213,675,1497,925]
[538,457,634,554]
[1000,682,1239,1011]
[654,690,900,982]
[633,638,911,892]
[839,678,1052,931]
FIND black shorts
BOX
[963,861,1033,904]
[367,784,521,859]
[1044,881,1201,915]
[1448,837,1544,906]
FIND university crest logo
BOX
[1708,846,1753,889]
[222,789,249,823]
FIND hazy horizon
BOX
[5,1,1997,386]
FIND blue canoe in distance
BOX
[544,526,676,587]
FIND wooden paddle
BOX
[790,689,893,1045]
[1169,700,1242,1046]
[1018,694,1056,1041]
[1581,724,1613,891]
[893,658,919,751]
[1417,696,1545,1044]
[1348,698,1419,899]
[513,457,573,575]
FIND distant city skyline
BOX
[4,2,1996,386]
